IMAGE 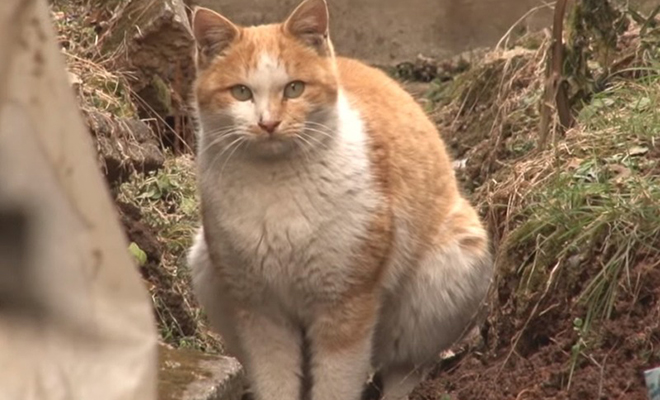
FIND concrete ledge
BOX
[158,344,245,400]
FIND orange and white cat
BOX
[188,1,493,399]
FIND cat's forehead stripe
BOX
[246,52,290,90]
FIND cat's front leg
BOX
[236,310,304,400]
[308,292,378,400]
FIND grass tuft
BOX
[117,156,221,352]
[51,0,137,118]
[508,70,660,331]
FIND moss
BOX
[137,75,173,117]
[158,345,223,400]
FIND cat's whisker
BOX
[202,136,246,178]
[299,125,335,139]
[293,137,314,165]
[200,130,245,153]
[304,120,336,132]
[293,133,315,152]
[301,127,334,140]
[218,137,248,180]
[201,125,245,138]
[288,117,335,133]
[299,131,331,152]
[283,124,329,151]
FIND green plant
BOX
[509,69,660,335]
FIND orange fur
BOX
[189,1,493,400]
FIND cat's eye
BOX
[230,85,253,101]
[284,81,305,99]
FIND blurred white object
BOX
[0,1,157,400]
[453,158,468,170]
[647,366,660,400]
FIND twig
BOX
[538,0,573,150]
[498,258,563,375]
[495,2,555,50]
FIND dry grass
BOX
[419,4,660,392]
[51,0,136,118]
[50,1,218,351]
[117,155,222,352]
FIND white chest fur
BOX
[199,93,379,314]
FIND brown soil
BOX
[410,260,660,400]
[394,38,660,398]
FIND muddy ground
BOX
[410,241,660,400]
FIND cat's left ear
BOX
[192,7,240,67]
[284,0,331,54]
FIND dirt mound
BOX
[412,260,659,400]
[406,4,660,399]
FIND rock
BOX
[141,75,174,119]
[158,344,245,400]
[101,0,196,119]
[85,111,165,185]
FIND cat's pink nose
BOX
[258,120,281,134]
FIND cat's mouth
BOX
[242,130,301,157]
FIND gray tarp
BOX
[0,1,158,400]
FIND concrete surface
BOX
[158,344,245,400]
[192,0,658,66]
[193,0,553,65]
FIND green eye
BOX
[230,85,252,101]
[284,81,305,99]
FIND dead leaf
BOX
[567,157,584,170]
[629,146,648,156]
[608,164,631,184]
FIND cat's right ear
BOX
[192,7,240,66]
[284,0,331,55]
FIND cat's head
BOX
[192,0,339,159]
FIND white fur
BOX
[190,233,303,399]
[192,91,380,400]
[371,200,491,400]
[311,337,374,400]
[191,86,492,400]
[230,53,291,126]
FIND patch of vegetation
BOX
[424,42,547,194]
[417,3,660,397]
[118,155,198,261]
[509,70,660,327]
[51,0,136,118]
[117,156,221,352]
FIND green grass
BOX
[117,155,221,352]
[508,69,660,330]
[118,154,199,258]
[499,67,660,388]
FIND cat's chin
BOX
[243,136,301,160]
